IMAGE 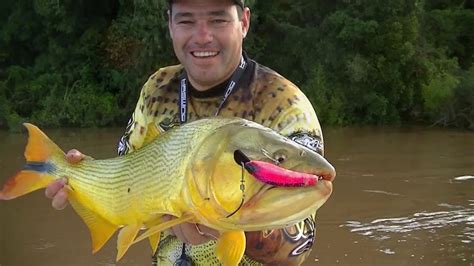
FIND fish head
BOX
[186,119,336,231]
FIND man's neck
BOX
[188,78,226,92]
[188,76,231,98]
[187,68,235,92]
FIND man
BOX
[46,0,325,264]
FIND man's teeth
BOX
[193,51,218,57]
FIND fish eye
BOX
[276,155,286,163]
[274,151,287,164]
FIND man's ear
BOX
[241,7,251,38]
[168,9,174,39]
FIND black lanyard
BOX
[179,55,248,124]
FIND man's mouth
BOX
[191,51,219,58]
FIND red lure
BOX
[244,160,317,187]
[234,150,318,187]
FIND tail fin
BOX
[0,123,65,200]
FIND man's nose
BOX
[193,22,213,45]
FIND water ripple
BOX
[342,204,474,241]
[454,175,474,181]
[363,190,401,196]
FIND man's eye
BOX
[211,19,227,24]
[178,20,193,25]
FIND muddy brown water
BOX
[0,126,472,266]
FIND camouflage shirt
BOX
[118,57,324,265]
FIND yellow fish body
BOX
[0,118,336,265]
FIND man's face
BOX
[169,0,250,91]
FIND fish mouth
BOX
[242,184,276,209]
[233,149,336,187]
[239,162,334,210]
[316,172,335,182]
[294,161,336,182]
[247,161,335,187]
[242,174,333,210]
[293,160,336,183]
[237,179,333,228]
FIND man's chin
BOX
[188,71,225,89]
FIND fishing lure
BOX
[234,150,319,187]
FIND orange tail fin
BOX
[0,123,65,200]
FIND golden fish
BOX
[0,118,335,265]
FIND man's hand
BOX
[163,215,219,245]
[45,149,85,210]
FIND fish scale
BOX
[26,127,158,223]
[58,122,214,223]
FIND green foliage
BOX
[248,0,472,128]
[454,68,474,129]
[421,57,459,113]
[424,66,474,129]
[0,0,173,130]
[0,0,472,130]
[303,65,347,125]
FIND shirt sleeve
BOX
[117,79,153,156]
[117,66,182,156]
[268,87,324,155]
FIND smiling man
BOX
[169,0,247,91]
[46,0,326,264]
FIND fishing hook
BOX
[225,162,246,218]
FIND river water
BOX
[0,126,472,266]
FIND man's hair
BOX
[168,1,244,20]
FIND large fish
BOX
[0,118,335,265]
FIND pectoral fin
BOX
[215,230,246,266]
[133,215,194,244]
[68,195,118,253]
[116,224,142,261]
[148,233,161,254]
[144,219,162,254]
